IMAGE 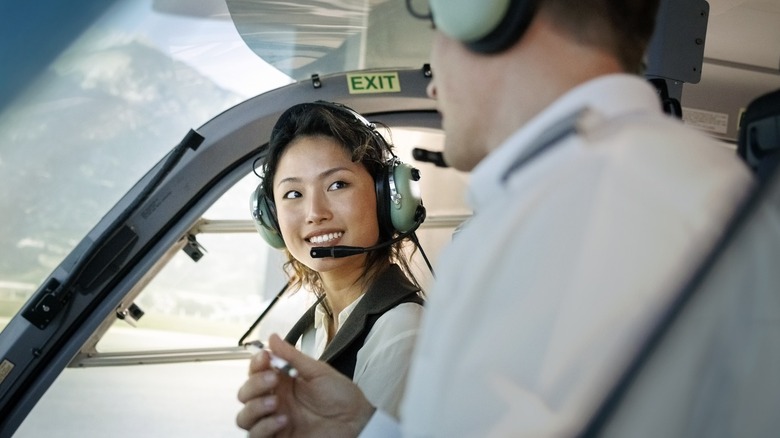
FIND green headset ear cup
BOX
[250,184,286,249]
[429,0,537,54]
[388,160,423,233]
[429,0,511,42]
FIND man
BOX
[236,0,755,436]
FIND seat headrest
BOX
[737,89,780,178]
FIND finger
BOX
[248,348,272,375]
[235,394,280,430]
[268,333,329,378]
[237,371,278,403]
[247,414,289,438]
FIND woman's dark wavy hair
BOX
[259,101,420,297]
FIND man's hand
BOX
[236,334,376,437]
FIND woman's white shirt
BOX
[298,297,423,419]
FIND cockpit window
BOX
[0,0,292,326]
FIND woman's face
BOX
[272,135,380,274]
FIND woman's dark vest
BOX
[284,264,424,379]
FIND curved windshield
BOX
[226,0,434,80]
[0,0,293,327]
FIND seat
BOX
[738,88,780,181]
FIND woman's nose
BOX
[305,192,332,224]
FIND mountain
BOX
[0,39,243,302]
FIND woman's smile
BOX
[306,231,344,245]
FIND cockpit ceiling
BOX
[706,0,780,72]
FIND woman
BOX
[249,101,426,418]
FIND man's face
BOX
[427,32,493,172]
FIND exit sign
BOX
[347,72,401,94]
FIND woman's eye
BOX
[282,190,301,199]
[328,181,348,191]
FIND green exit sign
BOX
[347,72,401,94]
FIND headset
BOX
[418,0,538,54]
[250,101,425,253]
